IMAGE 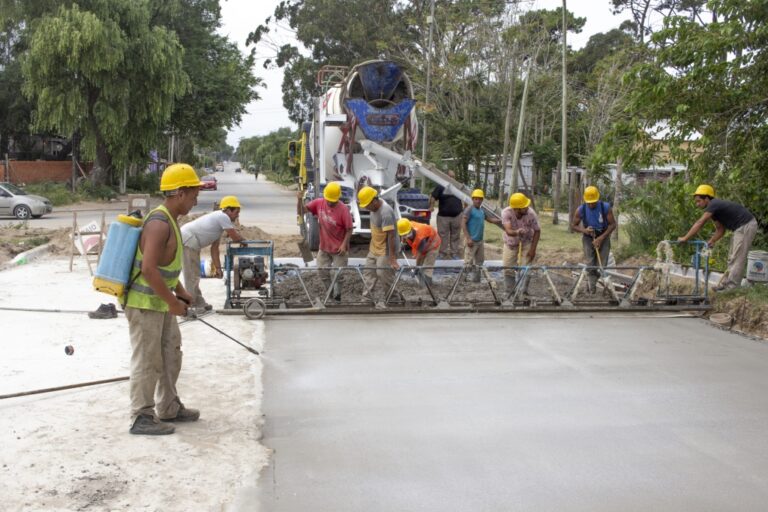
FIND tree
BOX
[627,0,768,246]
[8,1,188,184]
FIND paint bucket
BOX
[746,250,768,282]
[200,259,214,278]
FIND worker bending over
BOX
[462,189,502,282]
[398,218,442,287]
[571,186,617,294]
[501,193,540,295]
[301,182,353,301]
[678,184,758,291]
[181,195,245,311]
[358,186,400,298]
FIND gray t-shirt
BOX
[181,210,234,249]
[705,198,754,231]
[369,200,400,256]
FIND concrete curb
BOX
[0,242,53,272]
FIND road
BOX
[26,162,298,235]
[244,313,768,511]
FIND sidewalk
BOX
[0,256,267,511]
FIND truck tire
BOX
[305,214,320,252]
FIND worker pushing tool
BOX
[300,182,353,301]
[121,163,201,436]
[501,192,540,295]
[462,189,502,282]
[571,186,617,294]
[397,218,441,287]
[181,195,245,312]
[678,184,758,291]
[358,186,401,299]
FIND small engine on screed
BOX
[235,256,269,290]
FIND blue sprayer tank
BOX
[93,214,143,297]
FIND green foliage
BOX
[126,172,160,194]
[18,1,188,182]
[24,182,77,206]
[235,127,297,181]
[76,180,117,201]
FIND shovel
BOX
[298,239,314,265]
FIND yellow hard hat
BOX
[509,192,531,209]
[220,195,241,210]
[160,163,201,191]
[358,186,377,208]
[583,186,600,203]
[471,189,484,199]
[694,184,715,198]
[324,182,341,202]
[397,218,412,236]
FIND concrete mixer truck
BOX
[296,60,500,250]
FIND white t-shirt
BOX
[181,210,234,250]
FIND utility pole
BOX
[554,0,567,225]
[508,56,533,202]
[420,0,436,186]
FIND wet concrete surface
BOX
[248,314,768,511]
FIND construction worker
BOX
[181,195,245,311]
[302,182,353,301]
[678,184,758,291]
[571,186,617,293]
[121,163,201,436]
[462,189,502,282]
[358,186,400,298]
[397,218,441,286]
[429,170,464,259]
[501,192,541,294]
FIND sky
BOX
[218,0,631,149]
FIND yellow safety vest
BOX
[121,205,182,312]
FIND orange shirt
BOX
[405,222,441,257]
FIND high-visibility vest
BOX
[121,205,182,312]
[406,222,441,257]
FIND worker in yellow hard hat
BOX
[571,186,617,294]
[500,192,540,296]
[180,194,245,311]
[397,218,441,287]
[678,184,758,291]
[462,189,502,282]
[300,182,353,301]
[357,186,401,300]
[122,163,202,435]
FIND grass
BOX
[482,210,630,257]
[714,283,768,306]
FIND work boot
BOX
[88,303,117,319]
[160,402,200,423]
[129,414,175,436]
[332,282,342,302]
[468,270,481,283]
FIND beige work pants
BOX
[364,252,396,296]
[126,307,183,423]
[502,243,533,277]
[437,214,463,259]
[722,218,759,288]
[464,240,485,267]
[316,249,348,293]
[182,246,207,307]
[421,248,439,279]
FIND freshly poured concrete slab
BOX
[252,314,768,511]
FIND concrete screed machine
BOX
[224,60,712,319]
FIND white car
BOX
[0,182,54,219]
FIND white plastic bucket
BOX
[199,258,214,278]
[746,250,768,282]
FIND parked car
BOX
[0,182,53,220]
[200,175,217,191]
[235,167,242,173]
